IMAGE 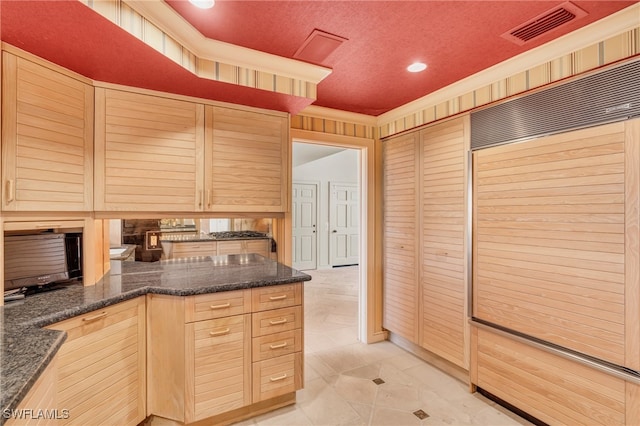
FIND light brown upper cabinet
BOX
[94,88,205,213]
[205,106,289,213]
[2,52,94,211]
[94,91,288,214]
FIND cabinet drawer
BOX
[252,306,301,337]
[216,241,244,255]
[184,289,251,323]
[245,240,270,257]
[252,329,302,362]
[252,352,302,403]
[191,315,247,349]
[251,283,302,312]
[47,297,140,342]
[170,241,216,259]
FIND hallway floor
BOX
[236,266,531,426]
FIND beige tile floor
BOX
[236,266,532,426]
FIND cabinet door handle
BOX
[198,190,203,208]
[269,318,287,325]
[207,189,212,208]
[269,342,288,349]
[269,373,288,382]
[5,179,14,204]
[82,311,107,322]
[210,302,231,310]
[269,294,287,301]
[209,328,230,336]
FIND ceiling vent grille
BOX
[470,59,640,150]
[502,2,587,45]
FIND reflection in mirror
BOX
[108,218,276,262]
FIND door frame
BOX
[292,181,319,270]
[285,129,384,344]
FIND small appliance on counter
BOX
[122,219,163,262]
[3,231,83,302]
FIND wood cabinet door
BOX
[420,117,468,368]
[216,240,245,255]
[1,52,93,211]
[473,121,628,366]
[5,356,58,426]
[94,88,204,212]
[47,297,146,426]
[216,240,270,256]
[184,314,251,422]
[382,132,420,343]
[166,241,216,259]
[245,239,271,257]
[205,106,288,212]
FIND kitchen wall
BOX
[293,147,359,268]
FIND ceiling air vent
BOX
[293,29,348,66]
[502,2,587,45]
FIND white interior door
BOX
[292,183,317,270]
[329,182,359,266]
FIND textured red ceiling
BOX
[1,1,636,116]
[0,1,313,113]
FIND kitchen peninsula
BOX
[1,254,310,426]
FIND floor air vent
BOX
[470,59,640,150]
[502,2,587,45]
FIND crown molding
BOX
[378,2,640,125]
[124,0,331,84]
[297,105,377,126]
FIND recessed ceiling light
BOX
[189,0,215,9]
[407,62,427,73]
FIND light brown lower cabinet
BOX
[472,326,640,426]
[250,283,303,403]
[45,297,146,426]
[163,239,271,260]
[5,356,58,426]
[147,283,303,425]
[217,240,271,258]
[163,241,217,259]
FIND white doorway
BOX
[292,182,318,270]
[329,182,359,266]
[290,130,380,344]
[292,144,359,270]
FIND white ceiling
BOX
[292,142,346,168]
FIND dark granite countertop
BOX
[0,254,310,424]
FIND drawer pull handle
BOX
[269,342,288,349]
[269,294,287,301]
[269,318,288,325]
[209,328,230,336]
[210,302,231,310]
[82,312,107,322]
[269,373,288,382]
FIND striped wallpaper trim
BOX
[379,27,640,139]
[81,0,318,101]
[290,114,378,140]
